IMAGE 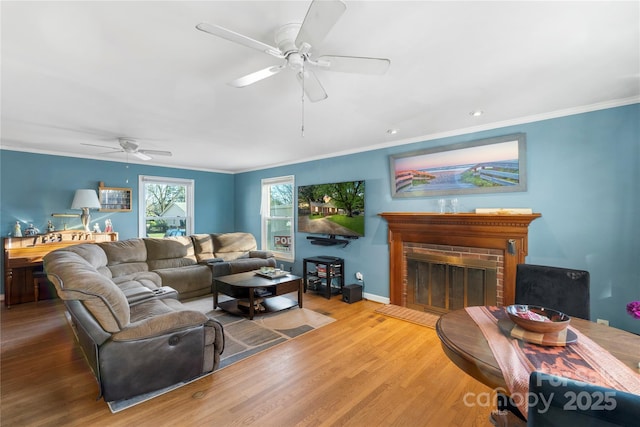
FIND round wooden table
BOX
[436,308,640,390]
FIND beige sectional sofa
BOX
[43,232,275,402]
[193,232,278,277]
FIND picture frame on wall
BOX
[389,133,527,198]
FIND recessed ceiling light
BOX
[387,128,399,135]
[470,110,484,117]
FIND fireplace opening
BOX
[380,212,540,309]
[406,253,497,315]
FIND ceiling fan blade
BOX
[295,0,346,49]
[139,149,172,157]
[81,143,121,150]
[316,55,391,75]
[296,69,328,102]
[133,151,152,161]
[196,23,283,58]
[229,65,286,88]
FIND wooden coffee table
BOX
[213,271,303,320]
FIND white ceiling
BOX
[2,1,639,173]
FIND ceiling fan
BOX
[82,138,172,161]
[196,0,390,102]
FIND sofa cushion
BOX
[99,239,149,277]
[192,234,215,263]
[211,232,257,261]
[144,237,197,270]
[64,243,112,278]
[154,265,212,300]
[44,251,130,333]
[111,271,162,289]
[112,298,208,341]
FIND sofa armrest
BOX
[210,261,232,277]
[100,325,207,401]
[122,287,156,305]
[249,250,274,259]
[112,309,208,341]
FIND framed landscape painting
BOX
[389,133,527,198]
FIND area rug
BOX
[107,295,335,413]
[375,304,439,329]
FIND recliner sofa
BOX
[192,232,278,277]
[43,232,275,402]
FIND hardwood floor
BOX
[1,295,493,426]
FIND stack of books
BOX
[316,265,341,278]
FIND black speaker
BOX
[342,284,362,304]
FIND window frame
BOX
[138,175,195,238]
[261,175,295,262]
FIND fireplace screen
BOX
[406,253,497,314]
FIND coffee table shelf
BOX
[217,296,299,317]
[214,271,303,320]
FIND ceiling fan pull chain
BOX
[125,153,130,184]
[301,64,305,138]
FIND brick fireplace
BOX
[379,212,541,311]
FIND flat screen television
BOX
[297,180,365,238]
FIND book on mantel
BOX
[475,208,533,214]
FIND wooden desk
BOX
[3,231,118,307]
[436,308,640,390]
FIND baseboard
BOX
[363,292,389,304]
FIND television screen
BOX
[297,180,365,238]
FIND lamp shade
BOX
[71,189,101,209]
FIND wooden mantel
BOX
[379,212,541,307]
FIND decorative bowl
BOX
[506,305,571,333]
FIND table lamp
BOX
[71,189,101,232]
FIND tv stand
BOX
[306,235,353,247]
[303,256,344,299]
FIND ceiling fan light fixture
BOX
[274,23,301,54]
[288,53,304,71]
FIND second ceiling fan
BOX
[196,0,390,102]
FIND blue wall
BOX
[236,104,640,333]
[0,151,235,290]
[1,104,638,333]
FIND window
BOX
[261,175,294,261]
[139,176,194,238]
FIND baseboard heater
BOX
[307,236,352,247]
